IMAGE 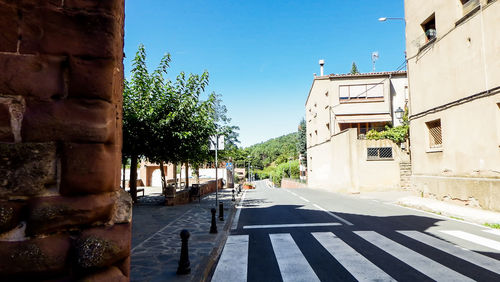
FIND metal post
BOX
[209,208,217,233]
[177,230,191,275]
[219,202,224,221]
[215,135,218,208]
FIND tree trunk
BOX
[195,166,200,184]
[130,154,138,203]
[173,163,178,190]
[122,159,126,190]
[160,161,166,195]
[185,162,189,188]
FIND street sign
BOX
[209,135,225,150]
[226,162,233,170]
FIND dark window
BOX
[421,14,436,42]
[367,147,393,160]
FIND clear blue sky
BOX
[124,0,405,148]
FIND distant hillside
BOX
[246,132,299,168]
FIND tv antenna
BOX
[372,51,379,72]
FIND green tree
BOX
[350,62,360,74]
[297,118,307,162]
[122,44,159,203]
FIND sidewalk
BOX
[130,187,240,282]
[355,190,500,226]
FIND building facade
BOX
[305,69,409,192]
[405,0,500,211]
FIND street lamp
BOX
[378,17,405,22]
[247,155,251,182]
[395,107,404,122]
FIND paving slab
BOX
[131,188,241,282]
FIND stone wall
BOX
[165,179,224,206]
[0,0,129,281]
[281,178,308,189]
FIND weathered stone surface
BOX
[0,234,70,278]
[0,103,13,142]
[0,3,18,52]
[27,194,114,235]
[64,0,123,14]
[0,142,56,198]
[0,53,66,100]
[21,99,115,143]
[0,95,25,143]
[79,266,128,282]
[117,256,130,278]
[0,201,25,234]
[68,57,115,102]
[74,223,131,270]
[60,143,118,195]
[19,6,121,58]
[111,189,132,224]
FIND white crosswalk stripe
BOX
[312,232,396,281]
[211,235,249,282]
[354,231,474,282]
[269,233,320,282]
[213,230,500,282]
[441,230,500,252]
[399,230,500,275]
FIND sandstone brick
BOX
[74,223,131,270]
[0,142,56,198]
[111,189,132,224]
[0,201,25,233]
[27,194,115,235]
[0,103,14,142]
[64,0,123,15]
[68,57,115,102]
[0,234,70,278]
[0,3,18,52]
[0,53,66,100]
[117,256,130,278]
[21,99,115,143]
[19,6,120,58]
[0,201,25,234]
[79,266,128,282]
[60,143,118,195]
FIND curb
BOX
[196,189,243,282]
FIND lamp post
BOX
[395,107,404,123]
[247,155,251,182]
[378,17,405,23]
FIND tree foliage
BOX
[350,62,360,74]
[123,44,238,200]
[366,107,409,144]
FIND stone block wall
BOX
[0,0,129,280]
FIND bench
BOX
[189,184,201,202]
[126,188,145,197]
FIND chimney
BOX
[319,59,325,76]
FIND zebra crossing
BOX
[211,229,500,282]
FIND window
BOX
[461,0,480,15]
[421,14,436,42]
[339,84,384,102]
[426,119,442,148]
[367,147,393,160]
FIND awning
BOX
[336,114,392,123]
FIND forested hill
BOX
[246,132,299,168]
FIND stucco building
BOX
[305,65,409,192]
[405,0,500,211]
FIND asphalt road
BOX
[210,180,500,282]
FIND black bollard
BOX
[238,184,242,194]
[176,229,191,275]
[219,202,224,221]
[232,189,236,201]
[210,208,217,234]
